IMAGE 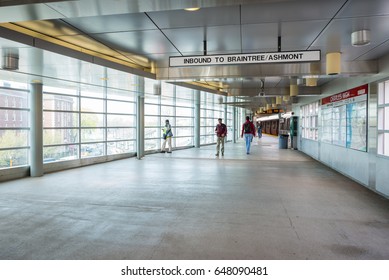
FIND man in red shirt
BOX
[241,116,256,154]
[215,118,227,156]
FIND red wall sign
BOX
[321,84,368,106]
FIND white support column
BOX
[194,90,201,148]
[233,97,237,143]
[136,77,145,159]
[224,97,227,140]
[30,81,43,177]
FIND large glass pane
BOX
[176,106,193,117]
[81,128,104,142]
[44,129,79,145]
[81,113,104,127]
[81,143,104,158]
[145,139,159,151]
[378,108,384,130]
[107,128,134,141]
[144,78,158,95]
[161,105,174,116]
[385,133,389,156]
[145,128,159,138]
[385,81,389,104]
[385,107,389,130]
[378,133,384,155]
[107,88,135,102]
[43,145,78,162]
[80,85,104,98]
[206,119,214,126]
[107,115,135,127]
[107,100,133,114]
[0,88,29,108]
[43,94,78,111]
[0,148,29,168]
[0,109,29,127]
[175,127,192,137]
[176,85,192,99]
[145,104,159,115]
[81,97,104,112]
[176,137,193,147]
[44,85,78,96]
[176,117,193,126]
[145,116,160,126]
[161,96,174,105]
[161,83,174,105]
[107,141,135,155]
[0,130,29,148]
[43,112,78,128]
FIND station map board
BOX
[321,84,368,151]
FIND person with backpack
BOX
[161,119,173,153]
[241,116,256,154]
[215,118,227,156]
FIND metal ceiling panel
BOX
[163,25,241,54]
[90,30,178,55]
[357,40,389,61]
[280,20,328,51]
[311,16,389,60]
[0,0,68,6]
[241,0,345,24]
[147,5,240,29]
[63,13,157,34]
[0,3,64,23]
[337,0,389,18]
[16,20,81,36]
[241,23,278,52]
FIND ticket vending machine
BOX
[290,116,298,150]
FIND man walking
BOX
[215,118,227,156]
[241,116,256,154]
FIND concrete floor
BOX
[0,135,388,260]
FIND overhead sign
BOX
[169,50,320,67]
[259,109,284,114]
[321,84,368,107]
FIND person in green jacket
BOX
[161,119,173,153]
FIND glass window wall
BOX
[378,81,389,156]
[0,82,30,168]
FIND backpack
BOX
[244,122,251,133]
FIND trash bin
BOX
[279,134,289,149]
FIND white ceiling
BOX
[0,0,389,108]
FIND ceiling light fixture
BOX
[185,7,200,11]
[305,77,317,87]
[290,84,298,97]
[351,30,370,46]
[326,52,341,75]
[2,50,19,70]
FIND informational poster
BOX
[321,84,368,151]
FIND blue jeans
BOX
[244,133,253,154]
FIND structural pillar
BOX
[194,90,201,148]
[136,77,145,159]
[223,97,227,140]
[233,97,237,143]
[30,81,43,177]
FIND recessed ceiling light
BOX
[184,7,200,11]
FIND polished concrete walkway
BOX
[0,135,388,259]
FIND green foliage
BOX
[0,131,28,168]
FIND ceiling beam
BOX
[157,60,378,80]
